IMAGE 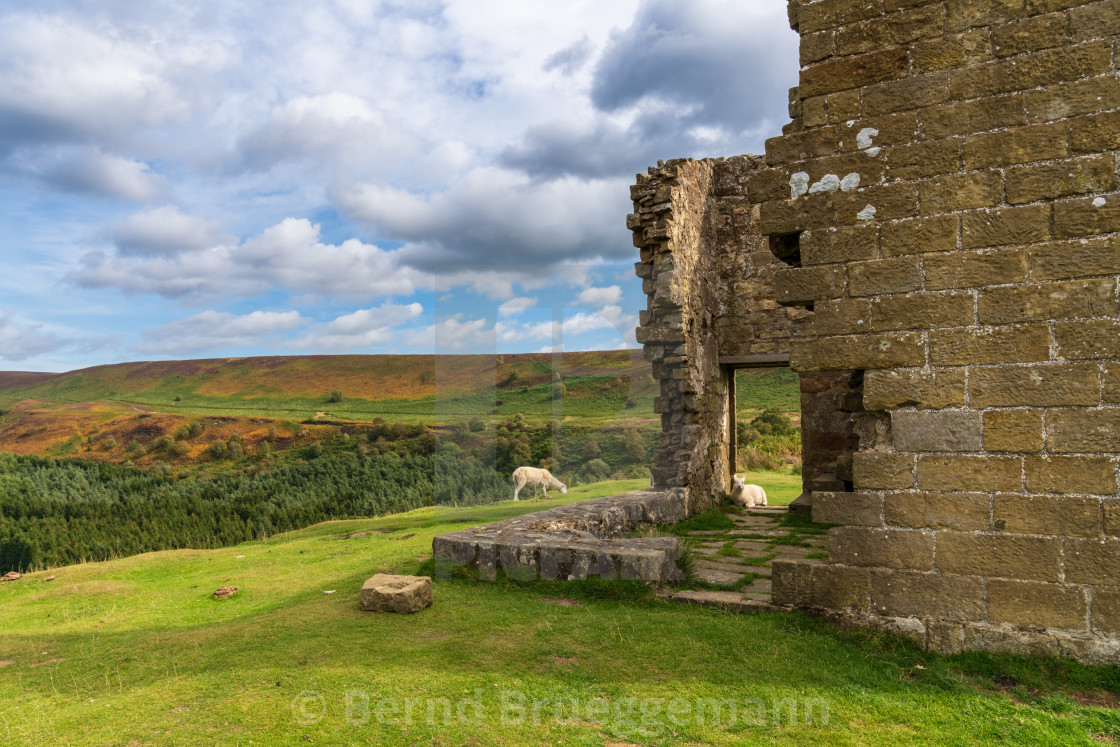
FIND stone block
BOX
[1070,0,1120,41]
[1025,455,1117,496]
[1091,588,1120,637]
[864,368,967,410]
[853,451,915,489]
[798,47,911,97]
[829,526,935,570]
[773,265,846,305]
[1064,538,1120,584]
[870,569,985,619]
[919,172,1003,214]
[359,574,433,613]
[1026,75,1120,123]
[812,492,884,526]
[886,138,962,179]
[920,93,1022,137]
[812,298,872,335]
[961,205,1052,249]
[1006,156,1118,204]
[988,580,1088,630]
[1046,409,1120,453]
[1054,196,1120,239]
[880,214,958,256]
[925,248,1027,291]
[963,123,1069,169]
[806,563,872,609]
[1054,319,1120,360]
[885,492,990,531]
[798,0,886,33]
[969,363,1099,407]
[983,410,1044,453]
[1029,237,1120,281]
[937,532,1061,582]
[992,13,1069,57]
[1071,110,1120,153]
[800,224,879,265]
[791,332,926,371]
[848,257,923,297]
[918,454,1023,492]
[930,324,1050,365]
[892,410,982,452]
[872,291,973,331]
[949,41,1111,100]
[978,279,1116,324]
[911,29,991,74]
[994,493,1102,537]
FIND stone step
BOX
[661,589,780,613]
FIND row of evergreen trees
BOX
[0,448,509,572]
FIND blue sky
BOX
[0,0,798,372]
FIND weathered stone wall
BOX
[630,157,810,512]
[759,0,1120,664]
[631,0,1120,663]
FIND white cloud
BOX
[576,285,620,306]
[137,309,306,355]
[498,297,538,316]
[107,206,231,256]
[12,147,168,201]
[238,92,418,172]
[0,311,67,362]
[405,315,493,352]
[0,12,229,147]
[334,167,632,269]
[294,302,423,352]
[72,217,423,301]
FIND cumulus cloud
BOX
[238,93,418,172]
[0,311,67,362]
[500,0,797,179]
[0,12,228,149]
[137,309,306,355]
[498,297,538,316]
[10,147,168,201]
[542,35,594,75]
[72,217,423,301]
[106,206,231,256]
[293,302,423,352]
[405,314,493,352]
[576,285,621,306]
[335,166,632,269]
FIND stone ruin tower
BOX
[630,0,1120,663]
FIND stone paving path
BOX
[659,504,829,612]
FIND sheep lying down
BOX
[730,476,767,507]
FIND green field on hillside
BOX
[1,482,1116,746]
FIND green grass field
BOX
[0,478,1116,745]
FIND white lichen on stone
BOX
[857,204,877,221]
[808,174,841,194]
[864,146,881,157]
[840,173,861,192]
[790,171,810,198]
[856,127,879,149]
[1093,197,1107,207]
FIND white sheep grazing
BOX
[730,476,767,507]
[511,466,567,501]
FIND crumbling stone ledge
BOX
[432,490,690,584]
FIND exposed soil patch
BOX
[541,597,580,607]
[0,659,14,667]
[29,658,62,668]
[212,586,238,600]
[1071,691,1120,710]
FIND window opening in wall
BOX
[768,232,801,267]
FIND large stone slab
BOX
[360,574,433,613]
[433,489,689,585]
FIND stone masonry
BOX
[632,0,1120,664]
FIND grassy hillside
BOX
[0,351,654,421]
[0,487,1116,745]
